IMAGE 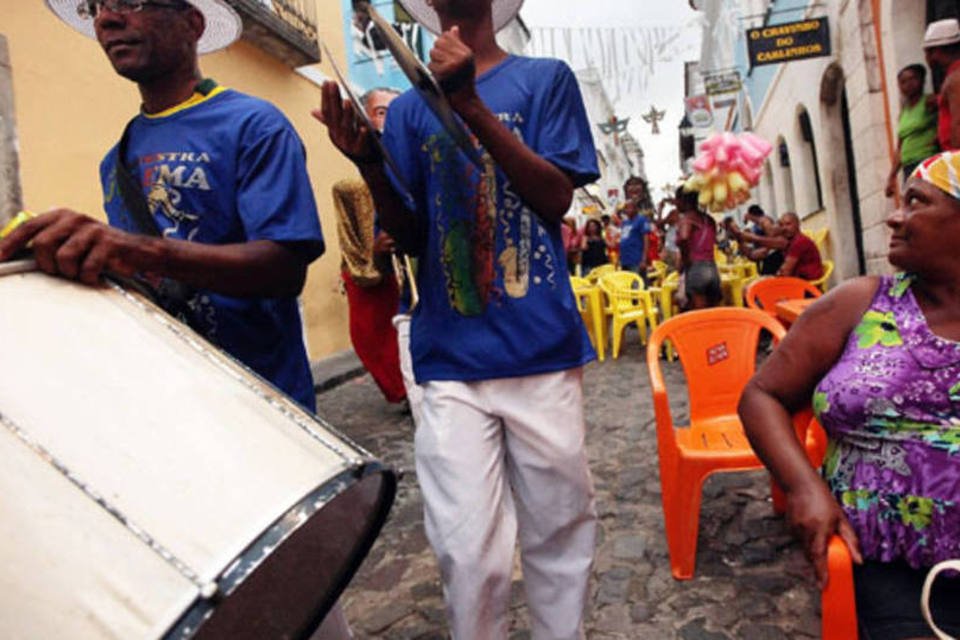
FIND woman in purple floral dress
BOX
[739,151,960,640]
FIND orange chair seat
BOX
[675,419,755,455]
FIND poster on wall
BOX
[685,95,714,129]
[342,0,433,95]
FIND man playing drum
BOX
[0,2,352,636]
[316,0,599,637]
[0,0,324,413]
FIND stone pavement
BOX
[314,340,822,639]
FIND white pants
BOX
[415,368,597,640]
[392,313,424,427]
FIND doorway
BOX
[819,63,867,278]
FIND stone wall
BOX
[0,34,22,226]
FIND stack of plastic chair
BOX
[646,308,813,579]
[570,276,605,362]
[598,271,658,358]
[745,277,822,318]
[822,536,858,640]
[810,259,835,292]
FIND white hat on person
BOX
[45,0,242,54]
[397,0,524,36]
[923,18,960,49]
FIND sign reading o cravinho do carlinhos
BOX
[747,17,831,68]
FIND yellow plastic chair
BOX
[652,271,680,323]
[720,271,746,307]
[809,259,834,292]
[646,260,669,287]
[804,228,829,254]
[585,263,616,285]
[598,272,658,358]
[647,271,680,361]
[570,276,605,362]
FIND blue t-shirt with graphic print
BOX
[619,215,651,269]
[381,55,600,383]
[100,88,324,410]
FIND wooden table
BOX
[774,298,817,325]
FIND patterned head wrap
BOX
[910,152,960,200]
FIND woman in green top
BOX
[886,64,939,197]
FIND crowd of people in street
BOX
[0,1,957,639]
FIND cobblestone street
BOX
[316,341,821,639]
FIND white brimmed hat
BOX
[45,0,242,54]
[923,18,960,49]
[397,0,523,36]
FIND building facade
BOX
[724,0,950,280]
[1,0,361,359]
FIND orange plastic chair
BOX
[822,536,858,640]
[646,308,812,579]
[745,276,822,317]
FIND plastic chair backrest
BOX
[570,276,591,291]
[804,228,829,253]
[648,308,786,424]
[599,272,646,310]
[811,260,834,289]
[599,271,645,292]
[745,277,822,313]
[586,264,616,283]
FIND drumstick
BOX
[404,254,419,310]
[0,258,38,277]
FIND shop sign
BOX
[747,17,831,67]
[704,71,742,96]
[685,95,714,129]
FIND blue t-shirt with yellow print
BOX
[382,55,600,383]
[100,86,324,410]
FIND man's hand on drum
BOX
[0,209,142,285]
[312,82,381,167]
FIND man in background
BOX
[924,18,960,151]
[326,87,407,406]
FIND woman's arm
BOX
[739,277,880,585]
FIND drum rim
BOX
[162,460,397,639]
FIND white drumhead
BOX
[0,271,395,638]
